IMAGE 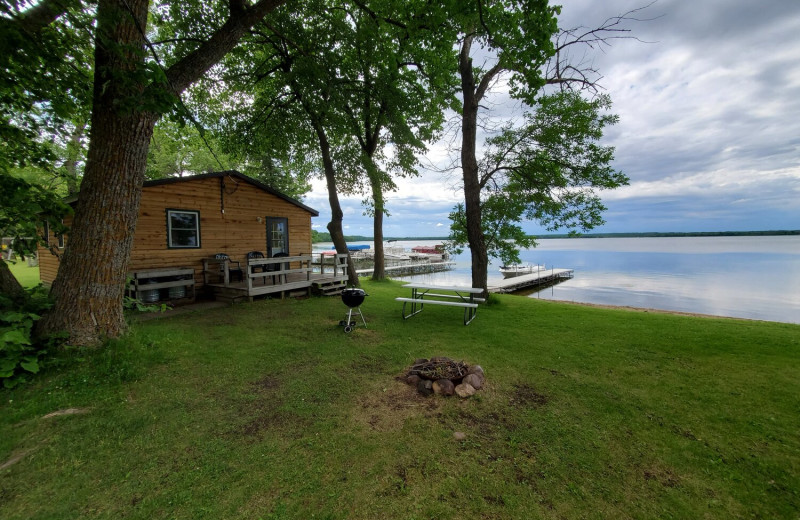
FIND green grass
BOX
[7,260,41,288]
[1,279,799,519]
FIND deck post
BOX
[223,260,230,286]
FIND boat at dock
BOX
[347,244,371,252]
[499,263,545,278]
[313,242,454,277]
[411,244,445,255]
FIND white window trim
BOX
[166,209,201,249]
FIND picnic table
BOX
[395,283,485,325]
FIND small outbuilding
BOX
[38,171,348,302]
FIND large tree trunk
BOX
[370,178,385,281]
[312,121,359,286]
[38,0,157,345]
[459,36,489,296]
[0,260,25,304]
[37,0,287,345]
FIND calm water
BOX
[316,236,800,324]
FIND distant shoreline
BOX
[312,230,799,243]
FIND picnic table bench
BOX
[396,283,485,325]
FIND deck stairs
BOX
[313,278,348,296]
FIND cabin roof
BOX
[142,171,319,216]
[64,170,319,216]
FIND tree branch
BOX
[164,0,288,96]
[545,2,660,91]
[9,0,83,35]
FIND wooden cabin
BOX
[38,171,348,302]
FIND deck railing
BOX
[312,253,350,276]
[245,255,313,294]
[203,254,349,300]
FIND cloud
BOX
[309,0,800,235]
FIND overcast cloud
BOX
[304,0,800,237]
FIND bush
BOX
[0,285,63,388]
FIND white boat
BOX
[499,263,545,278]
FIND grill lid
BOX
[341,288,367,307]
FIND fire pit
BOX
[403,357,486,398]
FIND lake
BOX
[315,236,800,324]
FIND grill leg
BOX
[343,306,367,330]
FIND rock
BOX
[453,431,467,441]
[463,373,483,390]
[455,383,476,398]
[406,374,422,386]
[468,364,484,377]
[432,379,455,396]
[417,379,434,396]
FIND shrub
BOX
[0,285,62,388]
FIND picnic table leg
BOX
[401,299,425,320]
[463,305,477,325]
[463,294,477,325]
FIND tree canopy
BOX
[1,0,634,346]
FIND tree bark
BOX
[370,176,385,281]
[458,35,489,297]
[312,121,360,286]
[0,260,25,304]
[37,0,288,345]
[64,119,87,196]
[37,0,157,345]
[10,0,80,35]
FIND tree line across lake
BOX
[311,230,799,243]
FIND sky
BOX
[303,0,800,237]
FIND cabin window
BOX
[166,209,201,248]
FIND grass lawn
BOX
[1,279,798,519]
[7,260,41,288]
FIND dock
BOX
[356,261,455,277]
[488,268,574,294]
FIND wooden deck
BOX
[203,254,349,302]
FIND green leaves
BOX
[451,90,628,263]
[1,303,47,387]
[0,1,94,175]
[481,91,627,231]
[0,173,73,259]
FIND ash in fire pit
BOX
[403,357,485,398]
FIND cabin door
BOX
[266,217,288,257]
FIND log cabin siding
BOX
[37,218,70,286]
[37,172,316,289]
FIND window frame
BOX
[166,209,201,249]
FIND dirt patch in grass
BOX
[251,375,281,391]
[509,383,549,408]
[230,374,312,439]
[643,465,681,488]
[351,380,442,432]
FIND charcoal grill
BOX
[339,288,367,333]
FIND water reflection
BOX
[319,236,800,324]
